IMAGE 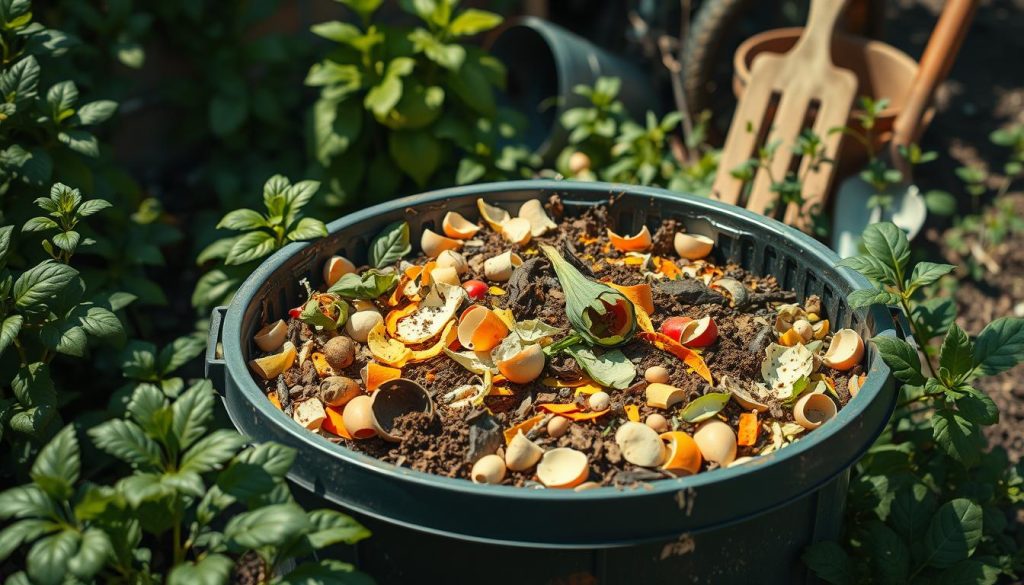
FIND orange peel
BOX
[363,362,402,392]
[442,211,481,239]
[456,305,509,351]
[322,405,353,439]
[660,431,702,476]
[607,225,653,252]
[367,322,412,367]
[503,414,545,444]
[609,282,655,315]
[637,332,713,384]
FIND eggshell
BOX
[793,393,837,430]
[442,211,481,239]
[429,266,461,287]
[793,319,814,343]
[501,217,533,245]
[323,255,356,287]
[477,199,511,232]
[457,306,509,351]
[822,328,865,371]
[342,395,378,439]
[537,448,589,489]
[254,319,287,353]
[607,226,653,252]
[292,398,327,431]
[496,344,546,384]
[645,383,686,409]
[484,250,523,282]
[505,431,544,471]
[471,454,507,485]
[421,228,463,258]
[644,366,670,384]
[674,233,714,260]
[346,310,383,343]
[693,420,737,466]
[518,199,557,236]
[436,249,469,275]
[615,422,666,467]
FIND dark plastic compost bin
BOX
[206,180,896,585]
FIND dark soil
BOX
[251,197,862,488]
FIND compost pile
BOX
[247,195,868,489]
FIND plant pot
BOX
[733,28,930,176]
[489,17,660,162]
[206,180,896,584]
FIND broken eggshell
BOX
[518,199,557,236]
[253,319,288,353]
[436,249,469,275]
[822,328,864,371]
[421,228,463,258]
[394,282,466,345]
[501,217,533,245]
[429,265,462,288]
[249,341,297,380]
[793,393,837,430]
[693,419,737,467]
[607,225,653,252]
[471,454,507,485]
[442,211,481,239]
[292,398,327,431]
[674,233,714,260]
[323,255,356,287]
[342,395,378,440]
[537,448,590,489]
[370,378,435,442]
[495,343,546,384]
[457,305,509,352]
[346,310,383,343]
[710,278,749,308]
[645,383,686,409]
[719,374,769,413]
[483,250,523,282]
[505,430,544,471]
[615,421,667,467]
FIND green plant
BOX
[306,0,536,206]
[0,381,372,584]
[0,184,125,456]
[554,77,718,194]
[803,222,1024,583]
[192,174,328,316]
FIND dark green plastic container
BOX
[206,180,896,584]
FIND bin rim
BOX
[221,179,894,504]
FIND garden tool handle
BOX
[891,0,978,150]
[205,306,228,396]
[790,0,851,61]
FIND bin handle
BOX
[205,306,228,395]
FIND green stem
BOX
[899,295,940,380]
[896,391,944,409]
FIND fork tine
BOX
[745,86,814,216]
[712,72,777,205]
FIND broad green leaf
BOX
[57,130,99,157]
[217,209,266,231]
[0,315,23,357]
[87,419,162,468]
[956,392,998,426]
[166,553,234,585]
[196,237,235,265]
[26,529,79,585]
[909,262,955,290]
[872,336,926,386]
[38,321,87,357]
[680,392,731,423]
[157,336,205,375]
[972,317,1024,376]
[313,98,362,165]
[171,381,215,451]
[224,503,312,550]
[287,217,328,241]
[225,231,276,265]
[45,81,77,121]
[179,430,246,474]
[30,425,79,500]
[74,100,117,125]
[14,260,78,310]
[939,324,973,382]
[160,471,205,497]
[116,472,175,508]
[890,483,936,543]
[278,560,374,585]
[0,519,56,563]
[12,362,56,409]
[564,345,635,389]
[120,340,158,380]
[449,8,502,36]
[861,223,910,281]
[867,521,909,584]
[932,410,983,466]
[306,509,371,548]
[848,288,901,309]
[66,528,109,579]
[328,270,399,299]
[338,0,382,20]
[912,297,956,341]
[22,217,58,232]
[369,221,410,267]
[1,56,40,104]
[448,57,496,116]
[305,61,362,89]
[76,305,123,343]
[924,190,958,217]
[388,129,441,186]
[0,225,14,266]
[311,21,361,43]
[408,28,464,70]
[75,199,111,217]
[0,485,54,520]
[285,180,320,212]
[936,560,1001,585]
[51,230,80,253]
[364,71,403,117]
[922,499,982,569]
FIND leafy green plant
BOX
[306,0,536,206]
[554,77,718,195]
[0,184,125,454]
[803,222,1024,583]
[193,175,327,315]
[0,381,372,584]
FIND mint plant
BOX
[193,175,328,315]
[0,381,371,584]
[306,0,536,205]
[803,222,1024,583]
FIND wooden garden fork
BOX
[711,0,858,231]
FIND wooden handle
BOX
[792,0,852,59]
[891,0,978,149]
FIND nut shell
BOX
[346,310,383,343]
[323,336,355,370]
